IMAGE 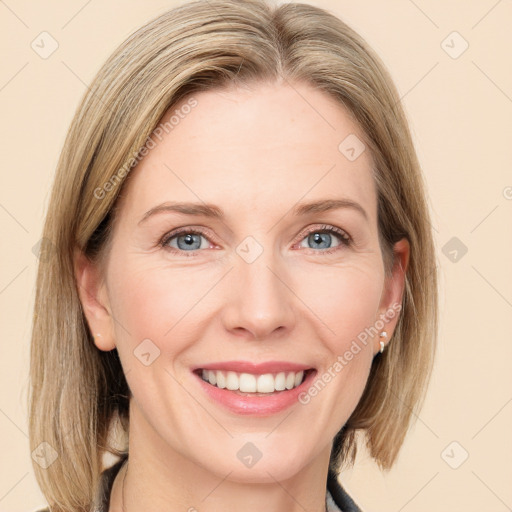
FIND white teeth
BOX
[257,374,274,393]
[275,372,286,391]
[216,371,226,389]
[239,373,257,392]
[285,372,295,390]
[226,371,238,391]
[200,369,306,393]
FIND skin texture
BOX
[75,81,409,512]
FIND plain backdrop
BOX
[1,1,511,511]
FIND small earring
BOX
[379,331,388,353]
[95,333,102,339]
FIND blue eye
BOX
[297,225,351,254]
[161,229,210,254]
[303,232,337,249]
[159,224,352,257]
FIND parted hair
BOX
[29,1,438,510]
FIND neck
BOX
[109,402,331,512]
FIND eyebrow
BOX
[138,198,368,225]
[138,202,223,225]
[293,198,368,220]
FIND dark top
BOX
[33,454,362,511]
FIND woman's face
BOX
[78,80,408,483]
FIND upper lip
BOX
[194,360,314,374]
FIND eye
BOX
[159,224,352,257]
[160,227,213,256]
[295,224,352,255]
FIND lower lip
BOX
[194,370,317,416]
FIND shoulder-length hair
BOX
[29,1,438,510]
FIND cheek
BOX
[106,256,221,350]
[292,261,382,407]
[105,259,214,421]
[292,260,384,347]
[294,266,381,425]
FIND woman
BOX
[29,1,438,511]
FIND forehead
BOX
[116,81,377,223]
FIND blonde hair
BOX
[29,1,438,510]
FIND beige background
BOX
[1,0,511,510]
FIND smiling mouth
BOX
[194,368,314,395]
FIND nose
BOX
[220,248,296,341]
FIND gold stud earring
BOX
[379,331,388,353]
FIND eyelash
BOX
[159,224,353,257]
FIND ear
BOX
[73,247,116,351]
[375,237,410,353]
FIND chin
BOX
[212,460,306,485]
[196,440,312,484]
